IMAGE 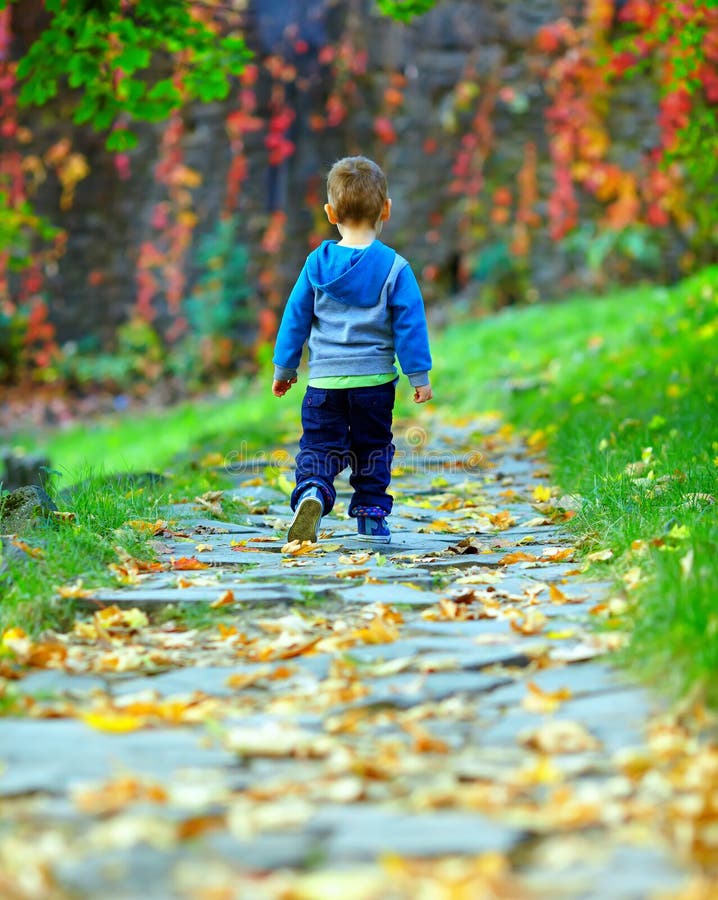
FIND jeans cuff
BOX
[292,479,334,515]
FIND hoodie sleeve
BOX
[272,262,315,381]
[388,264,432,386]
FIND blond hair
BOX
[326,156,388,225]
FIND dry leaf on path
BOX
[510,610,548,635]
[210,589,236,609]
[171,556,211,570]
[500,551,537,565]
[522,681,573,714]
[520,719,601,753]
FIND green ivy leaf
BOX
[105,129,138,152]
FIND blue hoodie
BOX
[273,240,432,387]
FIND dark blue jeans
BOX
[291,380,396,516]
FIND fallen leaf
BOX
[541,547,575,562]
[487,510,515,529]
[520,719,600,753]
[56,579,95,599]
[532,485,552,503]
[586,548,613,562]
[510,610,548,635]
[548,584,569,604]
[210,589,236,609]
[225,722,332,758]
[126,519,168,535]
[522,681,573,713]
[81,711,147,733]
[10,540,44,559]
[171,556,211,570]
[281,540,318,555]
[73,775,168,814]
[52,510,77,523]
[335,567,370,579]
[499,551,537,565]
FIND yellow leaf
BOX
[276,475,294,496]
[532,485,552,503]
[81,712,146,733]
[2,626,29,647]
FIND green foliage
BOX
[1,0,252,147]
[563,223,662,275]
[375,0,438,22]
[58,316,166,387]
[0,191,61,272]
[187,217,251,336]
[171,218,252,383]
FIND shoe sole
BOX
[357,533,391,544]
[288,497,322,543]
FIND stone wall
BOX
[15,0,664,348]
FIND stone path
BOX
[0,413,698,898]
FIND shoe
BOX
[356,514,391,544]
[288,487,324,543]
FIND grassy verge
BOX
[0,465,242,635]
[433,266,718,703]
[4,377,294,480]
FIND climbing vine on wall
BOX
[0,0,717,386]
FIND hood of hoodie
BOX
[305,240,396,308]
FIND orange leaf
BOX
[210,589,236,609]
[510,610,548,635]
[499,551,537,565]
[171,556,211,570]
[10,540,44,559]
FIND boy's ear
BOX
[380,198,392,222]
[324,203,339,225]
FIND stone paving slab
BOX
[82,582,305,607]
[0,720,236,796]
[309,806,524,860]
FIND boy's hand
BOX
[273,377,297,397]
[413,384,433,404]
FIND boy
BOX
[272,155,432,545]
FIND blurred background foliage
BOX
[0,0,716,401]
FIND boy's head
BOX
[325,156,390,228]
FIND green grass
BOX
[0,464,244,635]
[0,472,166,634]
[4,376,293,482]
